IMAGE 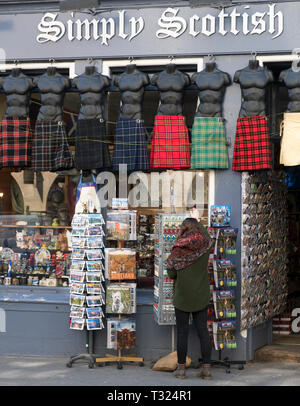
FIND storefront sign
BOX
[36,4,283,46]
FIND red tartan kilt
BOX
[232,116,272,171]
[0,117,33,168]
[150,115,190,169]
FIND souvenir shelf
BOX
[96,206,143,369]
[67,212,105,368]
[241,171,288,330]
[153,213,188,325]
[0,215,72,287]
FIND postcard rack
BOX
[67,212,106,369]
[96,205,144,369]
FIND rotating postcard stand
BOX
[95,199,144,369]
[67,173,106,369]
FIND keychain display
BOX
[241,171,288,330]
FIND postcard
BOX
[87,214,104,226]
[86,272,102,283]
[71,249,86,261]
[86,295,102,307]
[70,271,85,284]
[71,260,85,272]
[210,205,231,228]
[87,226,103,236]
[70,317,85,330]
[86,307,103,319]
[86,283,102,295]
[70,282,85,295]
[72,236,86,249]
[70,305,85,319]
[86,249,103,261]
[87,318,104,330]
[70,293,85,307]
[87,236,104,249]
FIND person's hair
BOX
[177,217,202,239]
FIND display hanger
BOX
[128,56,135,64]
[251,51,257,61]
[207,54,216,63]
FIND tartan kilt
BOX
[150,115,190,169]
[232,116,272,171]
[112,118,149,172]
[32,121,74,172]
[75,119,111,170]
[0,116,33,168]
[190,117,228,169]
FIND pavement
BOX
[0,355,300,387]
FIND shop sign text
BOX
[36,5,284,46]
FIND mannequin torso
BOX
[191,62,231,117]
[279,66,300,112]
[34,67,70,121]
[0,69,34,117]
[234,60,273,117]
[151,64,190,115]
[72,66,110,120]
[114,64,149,119]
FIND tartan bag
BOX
[150,115,190,169]
[190,117,228,169]
[32,121,73,172]
[232,116,272,171]
[75,118,111,170]
[112,118,149,172]
[0,116,33,168]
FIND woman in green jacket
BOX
[167,217,213,380]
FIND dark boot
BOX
[174,363,186,379]
[197,363,212,380]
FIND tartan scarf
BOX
[166,231,213,271]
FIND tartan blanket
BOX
[150,115,190,169]
[75,118,111,170]
[190,117,228,169]
[232,116,272,171]
[113,118,149,172]
[32,121,74,172]
[0,116,33,168]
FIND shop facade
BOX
[0,0,299,362]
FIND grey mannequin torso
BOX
[34,67,70,122]
[191,63,231,117]
[279,67,300,112]
[72,67,111,120]
[114,65,149,119]
[0,69,33,117]
[234,61,273,117]
[151,64,190,115]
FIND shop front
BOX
[0,0,299,364]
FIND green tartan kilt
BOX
[190,117,229,169]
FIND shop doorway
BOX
[254,60,300,360]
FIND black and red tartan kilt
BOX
[32,121,74,172]
[0,116,33,168]
[150,115,190,169]
[232,116,272,171]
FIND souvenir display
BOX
[136,214,155,285]
[106,283,136,314]
[153,213,188,325]
[69,212,105,331]
[107,318,136,350]
[0,219,71,287]
[207,208,238,351]
[210,205,231,228]
[106,210,136,241]
[241,171,288,330]
[105,248,136,280]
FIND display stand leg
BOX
[198,350,246,374]
[67,331,96,369]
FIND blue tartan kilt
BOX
[112,118,149,172]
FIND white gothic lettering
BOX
[36,5,284,45]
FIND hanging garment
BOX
[74,118,111,170]
[280,113,300,166]
[112,118,149,172]
[150,115,190,169]
[190,117,228,169]
[0,116,33,168]
[75,174,101,214]
[232,116,272,171]
[32,121,73,172]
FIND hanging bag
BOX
[75,173,101,214]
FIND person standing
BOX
[166,217,213,380]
